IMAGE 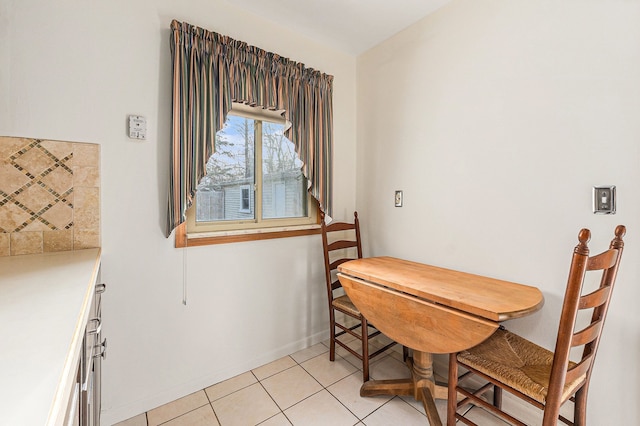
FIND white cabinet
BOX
[0,248,102,426]
[65,274,106,426]
[83,279,106,426]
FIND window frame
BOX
[177,105,321,247]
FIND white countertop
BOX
[0,248,101,426]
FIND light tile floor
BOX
[114,335,504,426]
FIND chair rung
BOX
[455,382,493,410]
[474,382,495,398]
[367,329,382,339]
[333,320,396,359]
[456,386,527,426]
[369,341,397,358]
[335,323,362,340]
[456,370,475,385]
[458,362,544,410]
[455,415,479,426]
[335,339,362,360]
[559,414,575,426]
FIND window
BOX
[184,105,319,245]
[239,185,251,213]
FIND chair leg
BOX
[573,387,588,426]
[447,353,459,426]
[493,386,502,409]
[329,309,336,361]
[361,317,370,381]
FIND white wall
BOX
[0,1,356,423]
[357,0,640,424]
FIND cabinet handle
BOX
[96,283,107,294]
[87,318,102,334]
[94,338,107,360]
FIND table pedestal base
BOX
[360,351,445,426]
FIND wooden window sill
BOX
[175,223,321,247]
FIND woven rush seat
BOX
[457,328,584,405]
[332,295,360,317]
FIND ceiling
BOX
[225,0,452,55]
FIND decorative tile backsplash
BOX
[0,137,100,256]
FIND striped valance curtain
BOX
[166,19,334,237]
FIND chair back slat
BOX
[327,240,359,252]
[331,279,342,291]
[571,320,602,347]
[330,257,357,272]
[578,286,611,310]
[565,353,594,384]
[586,249,618,271]
[325,222,356,232]
[321,212,364,299]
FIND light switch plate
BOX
[593,186,616,214]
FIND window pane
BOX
[196,115,255,222]
[261,121,307,219]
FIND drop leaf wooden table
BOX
[337,256,544,426]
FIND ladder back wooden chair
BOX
[321,211,401,381]
[448,225,626,426]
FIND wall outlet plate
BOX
[395,190,403,207]
[128,115,147,140]
[593,186,616,214]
